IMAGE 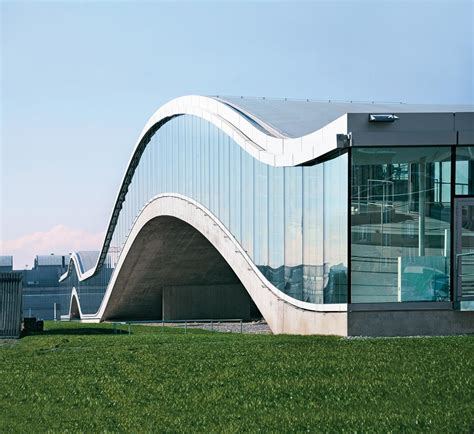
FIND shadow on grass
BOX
[29,328,130,336]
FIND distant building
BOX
[20,254,70,320]
[23,254,70,288]
[0,256,13,273]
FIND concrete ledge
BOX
[348,309,474,337]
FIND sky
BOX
[1,0,473,269]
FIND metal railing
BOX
[456,252,474,300]
[108,318,248,335]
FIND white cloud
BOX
[0,225,105,269]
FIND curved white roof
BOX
[59,251,99,282]
[214,95,474,138]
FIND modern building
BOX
[61,95,474,336]
[23,255,70,287]
[20,254,70,319]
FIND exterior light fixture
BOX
[369,114,399,122]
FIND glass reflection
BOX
[62,115,349,310]
[351,147,452,303]
[456,147,474,195]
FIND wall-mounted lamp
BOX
[369,114,399,122]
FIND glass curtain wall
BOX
[351,147,452,303]
[454,146,474,301]
[456,147,474,195]
[62,115,348,312]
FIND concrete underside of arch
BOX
[93,195,348,335]
[102,216,261,322]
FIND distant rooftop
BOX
[74,251,100,274]
[213,95,474,138]
[0,256,13,267]
[35,254,70,267]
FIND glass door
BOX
[454,198,474,302]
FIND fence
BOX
[0,273,23,338]
[105,319,254,335]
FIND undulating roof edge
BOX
[59,251,100,283]
[60,94,474,289]
[213,95,474,138]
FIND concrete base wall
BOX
[162,283,259,320]
[348,309,474,337]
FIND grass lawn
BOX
[0,321,473,432]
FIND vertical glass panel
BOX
[455,200,474,301]
[267,165,284,290]
[241,150,255,258]
[324,153,348,303]
[351,147,452,303]
[192,116,198,201]
[229,143,242,242]
[196,117,203,204]
[456,146,474,195]
[254,161,269,274]
[186,116,191,196]
[201,118,210,209]
[303,165,324,303]
[284,167,303,300]
[177,117,184,195]
[209,123,218,215]
[218,130,230,228]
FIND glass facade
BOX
[454,146,474,302]
[456,146,474,195]
[62,114,348,312]
[351,147,452,303]
[62,111,473,313]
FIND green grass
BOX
[0,321,473,433]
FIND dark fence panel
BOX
[0,273,22,338]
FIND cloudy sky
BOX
[1,0,473,268]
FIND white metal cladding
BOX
[0,273,22,338]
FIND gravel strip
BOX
[143,320,271,334]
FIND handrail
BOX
[107,318,254,335]
[455,252,474,258]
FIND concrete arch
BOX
[68,288,82,321]
[71,194,347,335]
[100,215,260,323]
